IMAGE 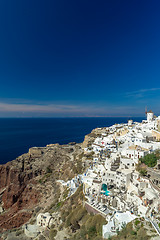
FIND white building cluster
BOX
[82,111,160,238]
[23,111,160,238]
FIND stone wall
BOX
[29,147,43,157]
[85,202,106,217]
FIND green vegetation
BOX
[72,214,106,240]
[47,185,61,213]
[39,173,52,184]
[139,169,147,176]
[69,184,85,203]
[135,219,140,226]
[139,150,160,168]
[50,185,149,240]
[56,201,63,209]
[110,222,150,240]
[65,205,87,228]
[140,153,158,167]
[49,229,57,240]
[46,166,52,174]
[136,163,147,176]
[35,206,42,212]
[63,187,69,199]
[131,230,137,235]
[136,150,160,174]
[73,160,84,174]
[58,185,107,240]
[15,230,23,236]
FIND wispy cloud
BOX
[126,88,160,98]
[0,102,86,113]
[0,100,144,117]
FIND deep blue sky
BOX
[0,0,160,117]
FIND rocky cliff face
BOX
[0,143,83,232]
[0,154,40,230]
[82,127,108,149]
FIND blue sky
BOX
[0,0,160,117]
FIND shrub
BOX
[75,206,87,222]
[15,230,23,236]
[140,153,158,167]
[65,212,74,227]
[85,214,107,236]
[85,216,94,230]
[63,188,69,199]
[131,230,137,235]
[56,201,63,209]
[50,224,55,229]
[81,214,90,224]
[139,169,147,176]
[61,210,70,222]
[94,215,107,235]
[135,219,140,226]
[46,166,52,173]
[35,206,41,213]
[39,235,46,240]
[88,226,96,237]
[49,229,57,240]
[58,223,64,231]
[137,228,149,239]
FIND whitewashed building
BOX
[37,212,53,229]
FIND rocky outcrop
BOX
[82,133,96,148]
[0,211,32,230]
[0,143,83,232]
[0,154,41,231]
[82,127,108,149]
[2,183,39,210]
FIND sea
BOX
[0,117,144,165]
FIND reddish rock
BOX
[0,211,32,230]
[0,143,82,232]
[0,159,40,230]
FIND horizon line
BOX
[0,116,145,119]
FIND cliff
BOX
[0,143,84,232]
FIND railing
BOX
[142,176,160,192]
[150,219,160,236]
[149,180,160,192]
[85,201,109,218]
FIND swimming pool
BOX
[101,184,110,196]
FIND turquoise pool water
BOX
[101,184,110,196]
